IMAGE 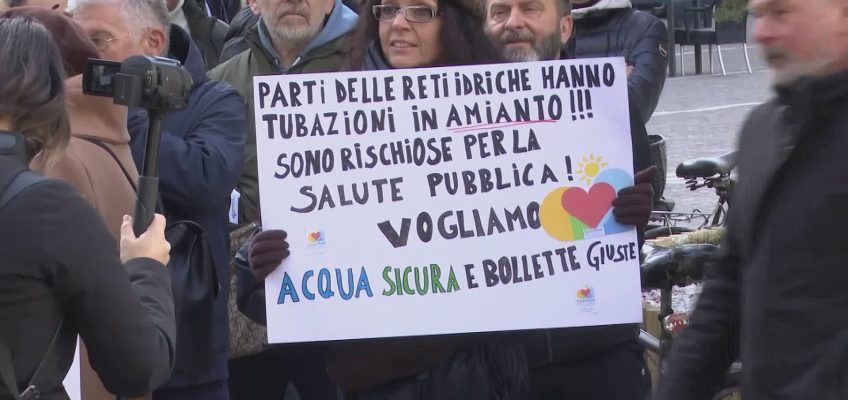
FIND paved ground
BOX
[648,43,772,221]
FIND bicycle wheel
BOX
[712,380,741,399]
[645,226,694,240]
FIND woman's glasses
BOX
[372,5,440,23]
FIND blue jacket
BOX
[128,25,246,389]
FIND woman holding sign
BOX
[236,0,532,398]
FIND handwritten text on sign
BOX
[255,58,642,343]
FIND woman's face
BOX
[376,0,443,68]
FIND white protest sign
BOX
[62,338,81,400]
[255,58,642,343]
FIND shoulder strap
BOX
[0,320,66,400]
[76,136,167,218]
[0,341,23,400]
[77,136,138,192]
[0,170,44,211]
[27,318,66,393]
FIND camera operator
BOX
[70,1,246,399]
[0,16,175,400]
[0,7,158,400]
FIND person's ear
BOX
[560,13,573,45]
[248,0,260,14]
[142,27,168,57]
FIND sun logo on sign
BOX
[577,154,608,185]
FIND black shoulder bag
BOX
[0,169,57,400]
[78,137,219,378]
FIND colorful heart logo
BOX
[576,287,592,299]
[309,231,321,241]
[561,183,616,228]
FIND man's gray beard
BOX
[503,48,542,62]
[769,58,834,86]
[501,31,563,62]
[274,23,320,45]
[764,46,835,86]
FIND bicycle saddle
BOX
[641,244,719,289]
[676,152,737,178]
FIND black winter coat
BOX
[568,8,668,122]
[656,70,848,400]
[184,0,228,70]
[0,132,176,400]
[219,7,260,64]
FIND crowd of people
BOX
[0,0,846,399]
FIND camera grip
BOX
[133,176,160,236]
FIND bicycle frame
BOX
[639,279,677,373]
[651,172,734,231]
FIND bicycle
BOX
[639,243,742,399]
[637,150,742,398]
[646,151,737,240]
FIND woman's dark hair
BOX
[349,0,505,69]
[0,17,69,166]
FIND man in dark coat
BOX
[167,0,229,69]
[568,0,667,122]
[71,0,246,399]
[656,0,848,399]
[485,0,654,399]
[200,0,240,22]
[128,25,245,400]
[218,0,260,63]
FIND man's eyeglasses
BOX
[89,34,129,53]
[372,5,441,23]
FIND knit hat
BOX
[0,6,99,77]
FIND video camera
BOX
[82,55,192,112]
[81,55,193,236]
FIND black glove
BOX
[611,166,657,229]
[248,229,289,281]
